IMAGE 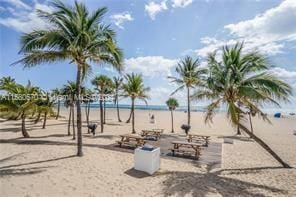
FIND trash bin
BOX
[134,146,160,175]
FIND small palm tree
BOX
[36,91,55,129]
[113,76,123,122]
[168,56,207,126]
[83,88,94,130]
[166,98,179,133]
[0,80,39,138]
[16,0,123,156]
[122,73,150,133]
[61,81,79,139]
[92,75,113,133]
[193,42,292,168]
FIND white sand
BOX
[0,108,295,196]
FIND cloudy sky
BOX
[0,0,295,109]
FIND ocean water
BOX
[81,103,296,115]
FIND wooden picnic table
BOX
[117,134,146,148]
[141,129,163,140]
[170,141,202,160]
[187,134,211,147]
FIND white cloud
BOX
[0,2,53,33]
[145,1,168,20]
[110,12,134,29]
[124,56,178,77]
[0,0,31,10]
[270,67,296,79]
[171,0,193,8]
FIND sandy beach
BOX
[0,108,295,196]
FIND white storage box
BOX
[134,147,160,175]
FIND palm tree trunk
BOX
[21,113,30,138]
[103,100,106,124]
[248,113,254,134]
[237,112,241,135]
[34,112,41,124]
[116,94,122,122]
[42,112,47,129]
[171,110,174,133]
[56,100,60,119]
[85,101,90,133]
[187,86,190,126]
[239,123,291,168]
[99,97,104,133]
[131,97,135,134]
[75,65,83,156]
[72,106,76,140]
[68,108,71,136]
[126,108,132,123]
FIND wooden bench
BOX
[141,129,163,141]
[170,141,202,160]
[188,134,210,147]
[117,134,146,148]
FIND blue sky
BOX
[0,0,295,110]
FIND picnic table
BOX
[141,129,163,140]
[187,134,210,147]
[170,141,202,160]
[117,134,146,148]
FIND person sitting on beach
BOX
[150,114,155,124]
[87,124,97,136]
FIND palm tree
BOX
[166,98,179,133]
[61,81,79,139]
[36,91,55,129]
[16,1,123,156]
[168,56,207,126]
[113,76,123,122]
[51,88,61,120]
[0,80,39,138]
[193,42,292,168]
[122,73,150,133]
[83,88,94,131]
[92,75,113,133]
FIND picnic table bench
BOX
[141,129,163,140]
[170,141,202,160]
[187,134,210,147]
[117,134,146,148]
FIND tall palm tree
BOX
[168,56,207,126]
[61,81,81,139]
[92,75,113,133]
[193,42,292,168]
[113,76,123,122]
[166,98,179,133]
[122,73,150,133]
[0,80,39,138]
[15,1,123,156]
[51,88,62,120]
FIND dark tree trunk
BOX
[56,100,60,120]
[131,97,135,134]
[76,65,83,156]
[248,113,254,134]
[72,106,76,140]
[187,86,190,126]
[42,112,47,129]
[68,108,71,136]
[237,112,241,135]
[170,110,174,133]
[239,123,291,168]
[99,97,104,133]
[34,112,41,124]
[103,100,106,124]
[126,108,132,123]
[21,114,30,138]
[116,94,122,122]
[85,102,90,133]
